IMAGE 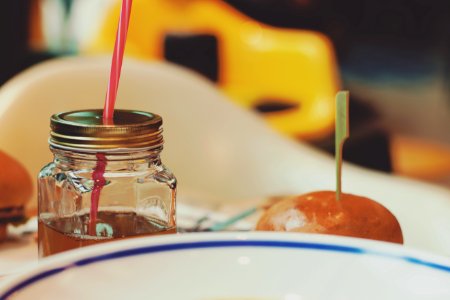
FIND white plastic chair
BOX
[0,57,449,255]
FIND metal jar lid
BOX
[49,109,163,151]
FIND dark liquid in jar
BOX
[38,211,176,257]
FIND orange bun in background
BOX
[0,150,33,241]
[256,191,403,244]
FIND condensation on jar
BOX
[38,110,177,257]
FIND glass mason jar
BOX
[38,110,177,257]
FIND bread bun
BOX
[0,151,33,241]
[256,191,403,244]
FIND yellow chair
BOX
[86,0,339,139]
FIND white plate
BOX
[1,232,449,300]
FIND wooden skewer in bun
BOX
[256,191,403,244]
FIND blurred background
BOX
[1,0,450,186]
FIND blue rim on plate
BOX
[1,239,450,299]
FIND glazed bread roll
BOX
[0,151,33,241]
[257,191,403,244]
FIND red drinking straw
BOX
[90,0,133,235]
[89,153,107,235]
[103,0,133,123]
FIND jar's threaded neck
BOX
[51,146,163,163]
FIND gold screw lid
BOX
[49,109,163,151]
